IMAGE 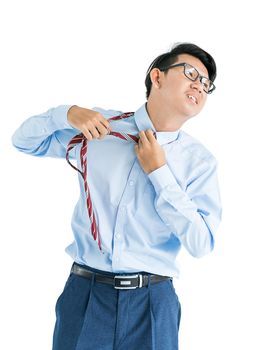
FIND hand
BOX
[134,129,166,174]
[67,105,111,140]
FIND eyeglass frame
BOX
[159,62,216,94]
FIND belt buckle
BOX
[114,274,143,289]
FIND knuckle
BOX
[95,112,104,121]
[83,121,91,128]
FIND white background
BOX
[1,0,269,349]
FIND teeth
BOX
[187,95,197,104]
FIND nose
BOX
[190,81,203,94]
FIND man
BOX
[12,42,222,350]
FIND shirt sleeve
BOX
[11,105,80,159]
[147,158,222,258]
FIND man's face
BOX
[157,54,210,119]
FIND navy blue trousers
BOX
[52,263,181,350]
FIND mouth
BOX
[186,94,198,105]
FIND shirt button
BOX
[129,180,134,186]
[121,206,126,211]
[115,257,120,262]
[116,233,121,239]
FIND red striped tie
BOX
[66,112,138,251]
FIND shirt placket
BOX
[111,159,143,269]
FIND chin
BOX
[183,114,197,122]
[179,108,198,121]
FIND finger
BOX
[96,122,110,138]
[82,127,93,141]
[81,123,100,139]
[139,130,149,144]
[95,111,110,130]
[87,112,111,136]
[99,119,111,133]
[145,129,156,141]
[87,123,102,139]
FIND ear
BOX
[150,68,162,88]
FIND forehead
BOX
[174,54,209,78]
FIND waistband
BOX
[71,262,171,290]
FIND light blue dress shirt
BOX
[12,103,222,278]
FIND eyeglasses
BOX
[159,62,216,94]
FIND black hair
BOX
[145,42,217,99]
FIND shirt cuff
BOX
[148,164,178,193]
[51,104,77,130]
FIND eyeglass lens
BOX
[184,64,213,93]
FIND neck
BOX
[146,98,187,132]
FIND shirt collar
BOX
[134,103,181,145]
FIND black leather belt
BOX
[71,263,171,290]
